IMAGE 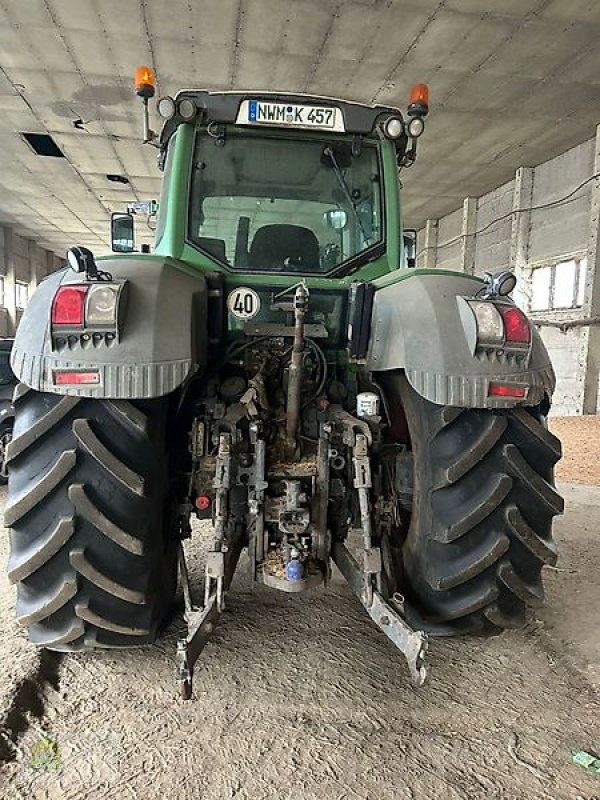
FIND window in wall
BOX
[576,258,587,307]
[530,257,587,311]
[531,266,552,311]
[15,281,28,310]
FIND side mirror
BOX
[111,212,135,253]
[403,229,417,268]
[323,209,348,231]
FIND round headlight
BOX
[157,96,176,120]
[407,117,425,138]
[86,284,118,325]
[383,116,404,139]
[178,98,196,121]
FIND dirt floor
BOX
[1,482,599,800]
[550,416,600,485]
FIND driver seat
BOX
[248,224,320,270]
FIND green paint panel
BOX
[148,122,412,288]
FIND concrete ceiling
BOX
[0,0,599,256]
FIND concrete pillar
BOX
[422,219,438,269]
[460,197,477,274]
[0,227,8,337]
[575,124,600,415]
[3,228,17,336]
[29,241,41,297]
[509,167,534,310]
[46,251,57,277]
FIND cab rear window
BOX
[188,133,383,275]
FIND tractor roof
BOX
[159,89,402,154]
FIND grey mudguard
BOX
[367,272,555,408]
[11,257,207,399]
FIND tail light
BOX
[51,286,88,325]
[460,298,532,404]
[497,305,531,345]
[466,300,531,349]
[53,370,100,385]
[51,282,124,331]
[489,383,526,399]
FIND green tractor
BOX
[5,72,563,697]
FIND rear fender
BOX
[11,257,208,399]
[367,273,554,408]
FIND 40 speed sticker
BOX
[227,287,261,320]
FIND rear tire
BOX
[0,421,12,484]
[5,385,178,651]
[381,374,563,635]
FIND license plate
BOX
[236,100,345,132]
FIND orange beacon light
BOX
[408,83,429,117]
[135,66,156,99]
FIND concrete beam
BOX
[422,219,438,269]
[460,197,477,274]
[510,167,534,310]
[575,124,600,415]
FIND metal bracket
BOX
[332,541,428,687]
[175,536,243,700]
[363,546,382,575]
[205,548,226,611]
[248,426,267,575]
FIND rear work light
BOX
[85,284,119,325]
[53,370,100,386]
[468,301,504,346]
[51,286,88,325]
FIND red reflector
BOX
[53,370,100,386]
[497,305,530,344]
[52,286,88,325]
[489,383,526,399]
[195,495,211,511]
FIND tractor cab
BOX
[121,73,429,281]
[186,131,382,276]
